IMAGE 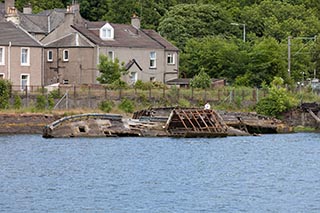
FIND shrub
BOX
[119,98,135,113]
[13,94,22,109]
[255,77,298,117]
[0,79,11,109]
[99,100,113,112]
[35,95,46,110]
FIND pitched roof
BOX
[45,32,94,48]
[142,29,179,51]
[72,22,179,51]
[0,21,42,47]
[125,59,143,71]
[19,9,66,34]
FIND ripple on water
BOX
[0,133,319,212]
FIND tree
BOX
[158,4,233,50]
[97,55,127,84]
[181,36,248,82]
[190,68,211,89]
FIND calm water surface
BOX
[0,133,319,212]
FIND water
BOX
[0,133,319,213]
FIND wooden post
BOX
[191,87,194,101]
[88,85,91,108]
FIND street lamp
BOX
[231,22,246,42]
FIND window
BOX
[0,47,4,65]
[149,51,156,68]
[150,77,155,82]
[100,23,114,40]
[167,53,175,65]
[108,51,114,62]
[21,74,29,91]
[129,72,137,84]
[47,50,53,62]
[21,48,30,65]
[0,73,4,79]
[63,49,69,61]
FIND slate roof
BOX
[19,9,66,34]
[45,32,94,48]
[142,29,179,51]
[0,21,42,47]
[72,22,179,51]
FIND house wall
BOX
[99,47,178,84]
[0,46,42,88]
[44,47,96,85]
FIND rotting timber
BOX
[43,108,229,138]
[43,107,292,138]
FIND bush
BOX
[13,94,22,109]
[49,89,61,99]
[0,79,11,109]
[255,77,298,117]
[35,95,46,110]
[99,100,113,112]
[119,98,135,113]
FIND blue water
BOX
[0,133,319,213]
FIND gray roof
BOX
[72,22,179,51]
[19,9,66,34]
[0,21,42,47]
[45,32,94,48]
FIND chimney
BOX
[23,3,32,14]
[5,0,19,24]
[5,0,15,14]
[131,13,140,29]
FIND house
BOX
[1,0,179,87]
[0,0,68,41]
[0,21,42,89]
[41,4,179,86]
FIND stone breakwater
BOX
[0,113,61,134]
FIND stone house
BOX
[0,21,42,89]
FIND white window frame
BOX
[0,47,5,65]
[167,53,175,65]
[20,74,30,91]
[150,51,156,68]
[100,23,114,40]
[21,48,30,66]
[0,73,5,79]
[63,49,69,62]
[107,51,114,62]
[47,50,53,62]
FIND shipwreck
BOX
[43,107,292,138]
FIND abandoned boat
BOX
[43,108,229,138]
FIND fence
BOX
[9,84,268,110]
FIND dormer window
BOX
[100,23,114,40]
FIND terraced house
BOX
[0,21,42,89]
[0,0,179,88]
